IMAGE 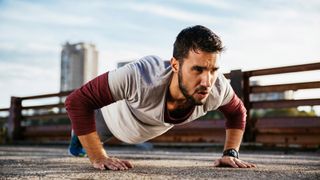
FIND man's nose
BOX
[200,72,212,87]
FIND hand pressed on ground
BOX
[93,157,133,171]
[213,156,256,168]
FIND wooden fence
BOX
[2,91,72,142]
[0,62,319,147]
[243,62,320,147]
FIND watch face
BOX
[223,149,239,158]
[231,150,237,157]
[230,150,235,156]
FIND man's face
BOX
[178,50,219,105]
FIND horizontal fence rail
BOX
[245,62,320,76]
[250,81,320,93]
[19,91,72,100]
[251,99,320,109]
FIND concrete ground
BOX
[0,145,319,180]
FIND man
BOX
[65,25,256,171]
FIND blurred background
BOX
[0,0,319,148]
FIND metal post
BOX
[8,96,22,141]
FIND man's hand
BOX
[213,156,256,168]
[93,157,133,171]
[78,131,133,171]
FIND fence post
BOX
[229,70,254,142]
[8,96,22,141]
[230,70,244,99]
[242,72,255,142]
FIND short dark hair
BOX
[173,25,224,62]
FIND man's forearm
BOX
[219,94,246,151]
[224,129,244,151]
[78,131,108,163]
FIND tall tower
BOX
[60,42,98,92]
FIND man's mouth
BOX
[195,91,209,99]
[197,91,208,95]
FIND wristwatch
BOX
[223,148,239,159]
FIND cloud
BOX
[184,0,241,11]
[0,0,96,27]
[0,61,58,80]
[214,0,320,71]
[0,42,59,56]
[0,61,60,107]
[122,2,221,24]
[98,41,170,71]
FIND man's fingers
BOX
[108,159,127,170]
[93,158,132,171]
[241,161,252,168]
[249,162,257,168]
[229,159,239,168]
[234,159,248,168]
[98,165,106,170]
[243,161,256,168]
[122,160,134,168]
[93,162,106,170]
[106,164,118,171]
[235,159,256,168]
[113,158,129,170]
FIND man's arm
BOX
[215,94,256,168]
[224,129,243,151]
[65,72,132,170]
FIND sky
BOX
[0,0,319,111]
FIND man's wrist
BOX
[222,148,239,159]
[78,131,108,163]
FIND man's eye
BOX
[210,68,219,74]
[195,67,203,73]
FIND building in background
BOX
[60,42,98,91]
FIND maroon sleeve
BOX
[65,72,115,136]
[218,94,247,130]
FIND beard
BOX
[178,70,207,106]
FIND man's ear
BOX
[170,57,179,73]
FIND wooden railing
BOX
[243,62,320,147]
[0,62,319,147]
[5,91,72,142]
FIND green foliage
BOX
[24,118,70,126]
[198,111,224,120]
[251,108,317,118]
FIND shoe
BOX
[68,133,87,157]
[135,142,153,151]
